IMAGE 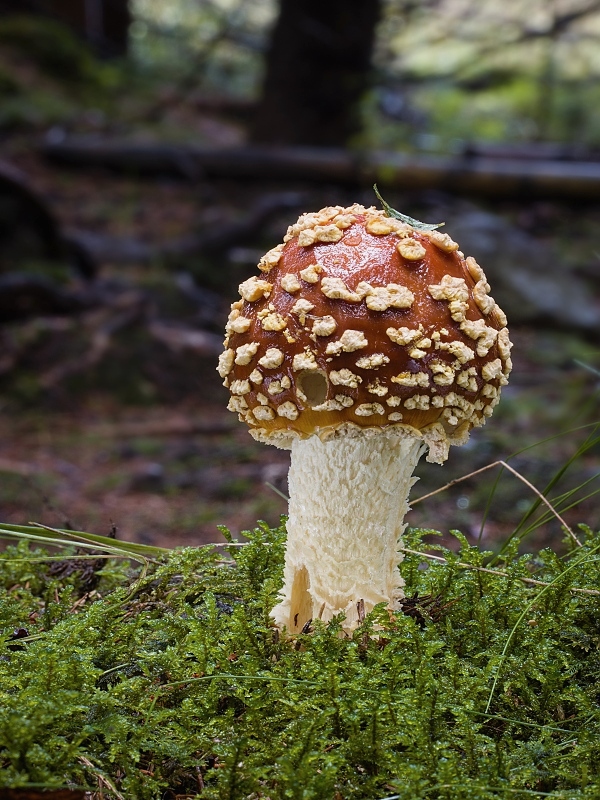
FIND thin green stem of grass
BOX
[0,522,167,558]
[513,484,600,546]
[497,427,600,556]
[467,711,572,734]
[574,359,600,378]
[2,554,132,563]
[415,460,580,547]
[0,528,149,565]
[264,481,290,502]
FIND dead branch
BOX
[0,316,74,375]
[0,160,64,259]
[78,755,124,800]
[399,547,600,596]
[412,460,582,547]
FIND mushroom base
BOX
[271,431,426,634]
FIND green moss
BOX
[1,523,600,798]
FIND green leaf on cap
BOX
[373,184,445,231]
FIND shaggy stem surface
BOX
[271,432,426,633]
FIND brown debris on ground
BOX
[0,400,290,547]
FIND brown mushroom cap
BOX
[219,204,512,462]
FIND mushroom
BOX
[219,201,512,633]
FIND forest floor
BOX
[0,77,599,555]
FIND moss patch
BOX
[1,523,600,798]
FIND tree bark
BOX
[250,0,382,146]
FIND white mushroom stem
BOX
[271,431,426,633]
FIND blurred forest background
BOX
[0,0,599,551]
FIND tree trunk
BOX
[250,0,382,147]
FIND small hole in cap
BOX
[297,370,328,408]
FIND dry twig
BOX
[78,755,125,800]
[411,459,582,547]
[399,547,600,596]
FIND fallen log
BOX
[43,136,600,199]
[462,140,600,162]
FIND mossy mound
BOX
[1,523,599,798]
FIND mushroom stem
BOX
[271,431,426,633]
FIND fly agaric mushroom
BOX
[219,199,512,633]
